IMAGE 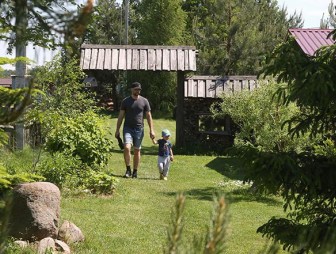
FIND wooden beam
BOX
[175,71,185,148]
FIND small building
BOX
[183,75,257,152]
[0,78,12,88]
[288,28,334,56]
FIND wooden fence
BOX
[184,75,258,98]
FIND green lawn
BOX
[60,116,286,254]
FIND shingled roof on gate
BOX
[80,44,197,71]
[289,28,335,56]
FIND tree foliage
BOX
[0,0,92,52]
[84,0,124,45]
[230,29,336,252]
[211,80,315,152]
[182,0,303,75]
[127,0,188,113]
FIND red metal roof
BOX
[289,29,335,56]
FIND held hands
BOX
[150,131,155,141]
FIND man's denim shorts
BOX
[123,126,144,149]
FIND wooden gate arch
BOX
[80,44,197,148]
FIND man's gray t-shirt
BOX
[121,96,151,128]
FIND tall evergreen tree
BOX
[320,0,336,29]
[182,0,303,75]
[130,0,189,113]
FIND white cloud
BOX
[278,0,333,28]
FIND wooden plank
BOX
[206,79,214,98]
[80,49,85,69]
[249,80,257,90]
[155,49,162,70]
[132,49,139,70]
[188,79,195,97]
[104,49,112,69]
[184,50,189,71]
[233,80,242,92]
[162,49,170,70]
[89,48,98,69]
[139,49,148,70]
[170,49,177,71]
[177,49,185,71]
[148,49,156,70]
[226,80,233,93]
[189,50,196,71]
[118,48,126,70]
[111,49,119,69]
[216,80,225,96]
[242,79,249,90]
[96,49,105,70]
[197,79,205,97]
[184,80,188,96]
[126,49,132,69]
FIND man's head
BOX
[131,82,142,97]
[131,82,142,90]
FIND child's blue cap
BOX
[162,129,171,137]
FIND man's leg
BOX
[123,144,132,177]
[132,148,141,178]
[132,128,144,178]
[123,128,133,178]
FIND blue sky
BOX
[1,0,334,70]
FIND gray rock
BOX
[37,237,55,254]
[55,239,71,253]
[8,182,61,241]
[58,220,85,244]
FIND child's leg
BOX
[158,156,165,173]
[163,157,171,177]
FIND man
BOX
[115,82,155,178]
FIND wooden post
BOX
[175,71,185,148]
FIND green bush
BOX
[211,80,318,152]
[82,170,119,195]
[36,152,89,189]
[0,164,44,194]
[44,111,113,166]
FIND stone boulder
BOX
[8,182,61,241]
[58,220,85,244]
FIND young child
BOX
[152,129,174,180]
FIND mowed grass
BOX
[59,116,286,253]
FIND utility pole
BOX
[12,0,29,149]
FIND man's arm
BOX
[115,110,125,138]
[146,111,155,140]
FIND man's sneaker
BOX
[132,170,137,178]
[160,173,164,180]
[124,169,132,178]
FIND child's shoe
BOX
[163,176,168,181]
